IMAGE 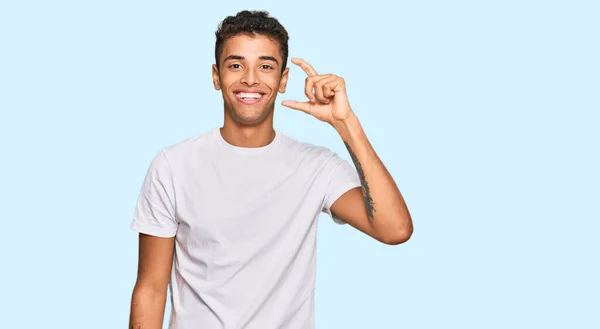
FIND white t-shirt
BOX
[131,127,361,329]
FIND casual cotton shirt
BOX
[131,127,361,329]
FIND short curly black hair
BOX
[215,10,289,73]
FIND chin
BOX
[228,105,273,126]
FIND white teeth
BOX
[237,92,262,99]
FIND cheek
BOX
[220,72,240,88]
[221,77,237,90]
[264,76,281,92]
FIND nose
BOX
[241,67,259,86]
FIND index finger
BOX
[291,58,318,77]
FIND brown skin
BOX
[281,58,414,245]
[211,33,289,148]
[128,234,175,329]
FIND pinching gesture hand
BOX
[281,58,354,126]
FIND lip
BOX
[233,89,267,94]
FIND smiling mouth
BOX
[234,92,265,104]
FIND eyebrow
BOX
[223,55,279,65]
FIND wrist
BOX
[331,113,362,141]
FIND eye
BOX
[229,64,242,69]
[261,64,273,70]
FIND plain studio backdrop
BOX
[0,1,598,328]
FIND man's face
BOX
[212,33,289,126]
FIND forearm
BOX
[332,114,413,238]
[129,286,168,329]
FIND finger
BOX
[305,74,332,103]
[291,58,318,77]
[315,75,338,103]
[281,100,311,114]
[323,77,345,98]
[304,76,316,102]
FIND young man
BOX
[129,10,413,329]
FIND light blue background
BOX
[1,0,598,328]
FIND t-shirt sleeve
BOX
[322,153,362,224]
[130,150,179,237]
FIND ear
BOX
[278,67,290,93]
[212,64,221,90]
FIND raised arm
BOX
[129,233,175,329]
[282,58,413,245]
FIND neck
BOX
[220,113,276,148]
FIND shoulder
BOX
[162,129,215,157]
[141,129,216,174]
[276,131,349,178]
[278,131,339,161]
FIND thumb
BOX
[281,100,311,114]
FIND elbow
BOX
[380,222,413,245]
[382,231,412,245]
[132,279,169,298]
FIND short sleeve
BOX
[130,150,179,237]
[322,154,362,224]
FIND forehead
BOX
[221,34,282,61]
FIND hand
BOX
[281,58,354,126]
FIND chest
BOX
[172,155,327,245]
